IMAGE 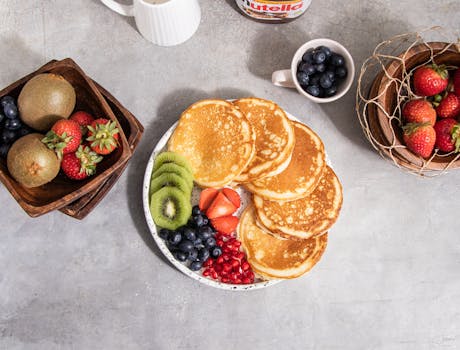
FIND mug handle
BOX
[100,0,134,16]
[272,69,296,88]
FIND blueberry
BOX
[183,227,196,241]
[335,66,348,79]
[198,226,213,240]
[296,71,310,86]
[324,85,338,97]
[197,248,210,262]
[187,248,198,261]
[192,205,201,216]
[313,50,326,64]
[298,62,316,76]
[325,70,336,82]
[331,54,345,66]
[3,104,18,119]
[178,240,194,253]
[317,45,332,58]
[193,237,203,247]
[315,63,326,73]
[0,96,15,108]
[159,228,170,240]
[1,129,16,144]
[320,74,333,89]
[0,144,10,158]
[193,214,206,227]
[302,48,315,63]
[210,246,222,259]
[204,237,216,249]
[167,231,182,246]
[306,85,321,97]
[190,260,203,271]
[5,118,21,130]
[17,126,31,138]
[309,74,321,86]
[175,251,188,262]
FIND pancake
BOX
[245,121,326,201]
[254,166,343,240]
[238,206,328,279]
[233,98,295,183]
[168,99,256,188]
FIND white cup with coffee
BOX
[100,0,201,46]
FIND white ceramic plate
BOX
[142,110,327,291]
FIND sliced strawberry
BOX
[206,191,237,219]
[222,187,241,209]
[199,188,219,211]
[210,216,239,235]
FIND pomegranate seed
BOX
[236,252,245,260]
[231,260,240,269]
[223,263,232,272]
[226,243,234,250]
[216,256,224,264]
[234,278,242,284]
[221,277,230,283]
[242,277,251,284]
[215,264,223,272]
[234,241,241,248]
[223,254,231,261]
[203,269,211,277]
[241,261,250,271]
[221,270,228,277]
[217,240,224,247]
[211,271,218,279]
[245,271,255,280]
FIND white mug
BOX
[100,0,201,46]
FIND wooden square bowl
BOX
[0,58,132,217]
[374,42,460,171]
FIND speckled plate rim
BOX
[142,108,328,291]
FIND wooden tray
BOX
[59,81,143,219]
[0,58,133,217]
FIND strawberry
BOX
[435,93,460,119]
[402,122,436,158]
[222,187,241,209]
[434,118,460,153]
[61,145,103,180]
[210,216,239,235]
[70,111,95,135]
[199,188,219,211]
[87,118,120,155]
[453,68,460,97]
[42,119,82,159]
[206,191,237,219]
[402,99,436,126]
[413,64,449,97]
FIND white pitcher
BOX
[100,0,201,46]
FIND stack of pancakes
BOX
[168,98,343,280]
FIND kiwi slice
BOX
[150,186,192,230]
[150,172,192,197]
[153,151,193,175]
[152,163,193,191]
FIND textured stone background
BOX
[1,0,460,349]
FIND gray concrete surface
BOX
[1,0,460,349]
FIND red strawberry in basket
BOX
[402,122,436,158]
[413,64,449,97]
[70,111,95,135]
[42,119,82,159]
[435,93,460,119]
[453,68,460,96]
[87,118,120,155]
[61,145,103,180]
[434,118,460,153]
[402,99,436,126]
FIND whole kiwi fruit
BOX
[18,73,76,131]
[7,133,60,188]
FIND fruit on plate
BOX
[402,122,436,158]
[61,145,103,180]
[413,64,449,97]
[151,186,192,230]
[42,119,82,159]
[153,151,194,175]
[434,118,460,153]
[198,188,219,211]
[454,68,460,96]
[435,93,460,119]
[210,216,239,235]
[70,111,95,135]
[17,73,76,131]
[205,191,238,219]
[150,151,194,230]
[402,99,436,126]
[7,133,60,188]
[87,118,119,155]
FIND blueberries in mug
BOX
[296,45,347,98]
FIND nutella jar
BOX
[235,0,312,23]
